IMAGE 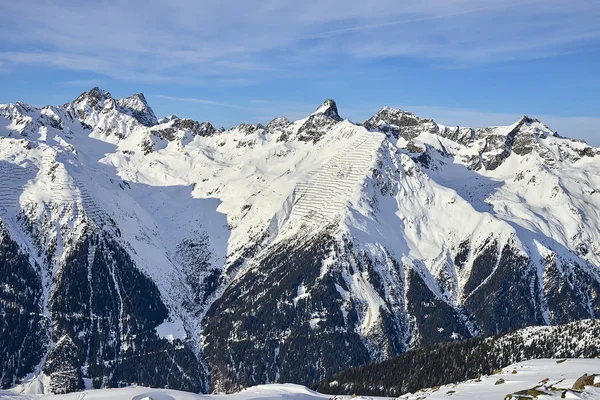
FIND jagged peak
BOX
[312,99,342,121]
[73,87,112,104]
[233,123,261,135]
[13,101,35,114]
[171,118,215,136]
[510,115,559,139]
[116,92,157,126]
[118,92,150,109]
[68,87,158,127]
[377,106,417,116]
[266,116,290,131]
[157,114,179,124]
[363,106,428,134]
[518,115,540,125]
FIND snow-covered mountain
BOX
[1,88,600,394]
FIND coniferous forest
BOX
[312,319,600,397]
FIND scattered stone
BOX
[513,387,547,398]
[572,374,597,390]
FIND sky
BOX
[0,0,598,143]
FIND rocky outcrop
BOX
[297,100,343,143]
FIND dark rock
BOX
[572,374,597,390]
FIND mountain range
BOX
[1,87,599,394]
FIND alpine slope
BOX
[1,88,599,393]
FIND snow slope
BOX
[1,384,330,400]
[2,359,599,399]
[397,359,600,399]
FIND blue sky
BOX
[1,0,598,143]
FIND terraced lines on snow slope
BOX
[0,161,34,213]
[37,154,106,225]
[73,177,105,225]
[290,132,384,225]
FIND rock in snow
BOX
[1,88,600,394]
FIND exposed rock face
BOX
[173,119,215,136]
[1,225,207,393]
[364,107,436,140]
[266,117,290,133]
[116,93,158,127]
[42,233,205,394]
[297,100,343,143]
[572,374,600,390]
[204,234,373,392]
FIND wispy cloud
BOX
[0,0,597,82]
[309,0,544,39]
[153,95,245,109]
[59,79,106,86]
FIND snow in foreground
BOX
[0,384,326,400]
[397,358,600,399]
[1,359,599,400]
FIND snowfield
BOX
[1,384,328,400]
[2,359,599,399]
[396,359,600,400]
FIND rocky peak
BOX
[473,115,597,170]
[158,115,179,124]
[364,107,436,140]
[14,101,35,114]
[364,107,423,130]
[71,87,113,110]
[199,121,215,136]
[170,118,215,136]
[266,117,290,133]
[296,99,344,143]
[312,99,342,122]
[67,87,158,129]
[117,92,158,127]
[519,115,539,125]
[439,126,475,146]
[235,123,261,135]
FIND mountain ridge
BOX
[8,87,594,147]
[1,88,600,394]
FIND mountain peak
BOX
[158,114,179,124]
[363,106,427,139]
[117,92,158,126]
[517,115,543,126]
[123,92,150,107]
[312,99,342,121]
[512,115,558,139]
[72,87,112,108]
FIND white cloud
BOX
[0,0,597,81]
[153,95,245,109]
